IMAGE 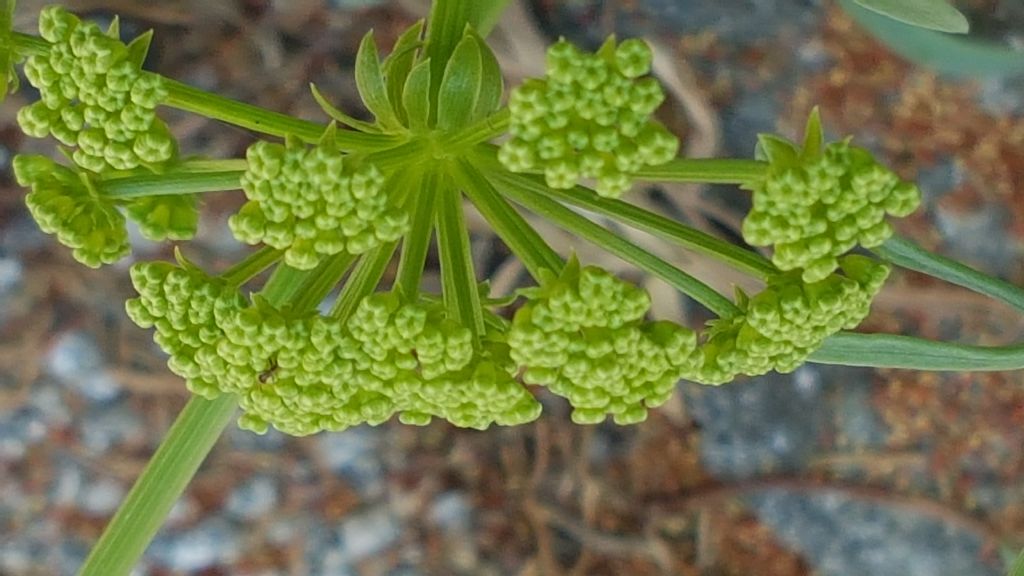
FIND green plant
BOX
[2,0,1022,573]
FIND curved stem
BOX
[874,235,1024,314]
[635,158,768,184]
[810,332,1024,371]
[489,168,739,317]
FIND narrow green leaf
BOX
[853,0,968,34]
[384,19,425,125]
[469,31,503,122]
[329,241,399,323]
[437,34,483,131]
[355,30,402,130]
[309,83,380,133]
[402,59,432,132]
[841,0,1024,78]
[125,30,154,69]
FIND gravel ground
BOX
[2,1,1024,575]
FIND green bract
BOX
[499,37,679,198]
[696,255,890,384]
[742,111,921,282]
[509,261,701,424]
[229,139,410,270]
[18,6,175,172]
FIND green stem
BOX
[810,332,1024,371]
[221,246,283,288]
[81,266,314,575]
[634,158,768,184]
[290,252,359,313]
[874,236,1024,315]
[454,158,562,279]
[330,242,400,322]
[436,166,486,338]
[79,395,237,576]
[395,169,436,298]
[101,170,244,199]
[11,31,49,55]
[489,169,739,317]
[477,150,774,280]
[163,80,399,151]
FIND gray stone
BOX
[225,474,279,521]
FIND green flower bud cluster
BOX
[12,154,198,267]
[14,154,129,267]
[509,263,701,425]
[17,6,175,173]
[498,37,679,198]
[127,260,540,435]
[125,259,247,398]
[345,293,541,431]
[743,140,921,283]
[230,140,410,270]
[695,255,890,384]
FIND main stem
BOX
[80,266,314,575]
[79,394,237,576]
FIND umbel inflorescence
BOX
[5,4,923,435]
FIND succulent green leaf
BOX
[384,19,425,124]
[852,0,968,34]
[355,30,402,131]
[402,59,432,132]
[437,33,484,131]
[470,31,503,122]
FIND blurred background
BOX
[2,0,1024,574]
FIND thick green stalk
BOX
[635,158,768,184]
[454,158,562,279]
[80,266,312,576]
[874,236,1024,314]
[79,395,237,576]
[488,170,739,317]
[810,332,1024,371]
[101,170,244,199]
